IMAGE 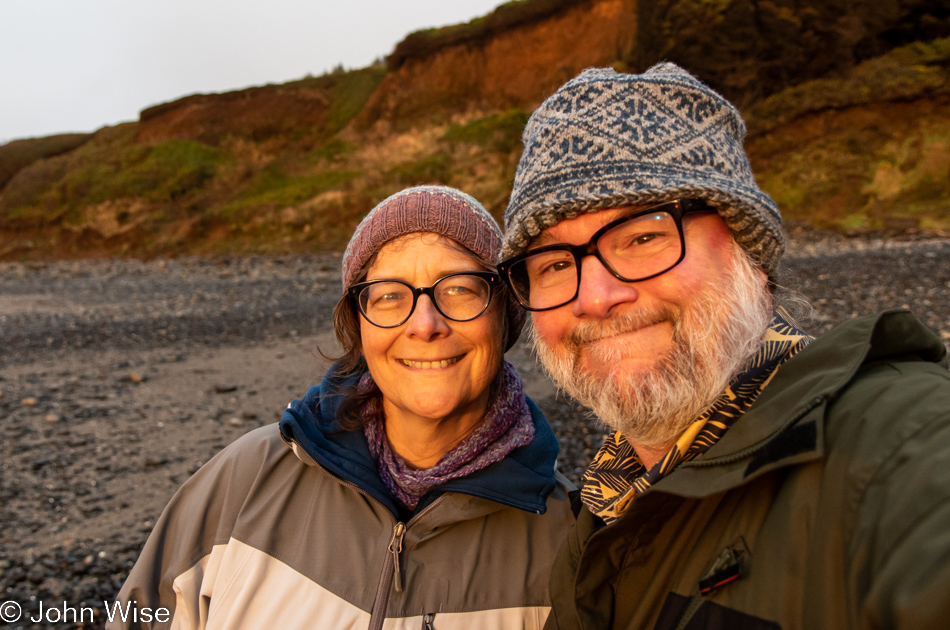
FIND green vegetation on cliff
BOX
[1,127,224,230]
[746,37,950,136]
[1,2,948,260]
[633,0,950,106]
[444,109,529,154]
[0,133,92,190]
[322,65,389,136]
[747,39,950,232]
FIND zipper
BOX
[389,522,407,592]
[364,496,448,630]
[673,592,703,630]
[367,548,395,630]
[422,612,436,629]
[285,437,492,630]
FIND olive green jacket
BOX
[545,310,950,630]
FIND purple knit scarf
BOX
[362,360,535,510]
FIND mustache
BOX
[566,307,678,350]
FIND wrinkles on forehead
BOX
[528,207,633,248]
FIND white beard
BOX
[532,242,773,449]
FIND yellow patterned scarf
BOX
[581,311,812,524]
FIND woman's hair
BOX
[324,234,511,430]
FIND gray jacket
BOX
[113,367,575,629]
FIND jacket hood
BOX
[278,363,561,517]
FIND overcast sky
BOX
[0,0,505,144]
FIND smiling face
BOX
[360,233,505,431]
[529,207,773,449]
[531,208,743,374]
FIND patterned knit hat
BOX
[342,185,526,349]
[502,63,785,278]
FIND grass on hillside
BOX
[745,36,950,136]
[3,33,949,261]
[444,109,529,154]
[217,165,360,219]
[0,133,92,189]
[0,126,226,230]
[746,36,950,232]
[324,65,388,136]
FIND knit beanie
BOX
[342,185,526,349]
[502,63,785,278]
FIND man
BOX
[498,63,950,629]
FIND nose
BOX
[571,255,640,319]
[404,294,451,339]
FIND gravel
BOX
[1,232,948,628]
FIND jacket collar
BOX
[278,363,561,517]
[651,310,947,498]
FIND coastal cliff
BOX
[1,0,947,260]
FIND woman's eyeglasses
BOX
[349,271,500,328]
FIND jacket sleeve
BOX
[106,427,277,630]
[853,362,950,629]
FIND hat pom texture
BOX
[502,64,785,277]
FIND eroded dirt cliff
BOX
[1,0,948,261]
[354,0,636,131]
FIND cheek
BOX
[531,311,570,355]
[359,326,389,364]
[466,305,505,381]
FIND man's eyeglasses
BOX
[349,271,500,328]
[497,199,713,311]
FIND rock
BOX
[227,417,244,427]
[129,372,147,383]
[21,397,37,406]
[144,455,169,467]
[214,384,237,393]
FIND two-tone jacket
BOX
[112,367,575,629]
[545,310,950,630]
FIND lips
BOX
[400,355,463,370]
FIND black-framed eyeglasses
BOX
[349,271,501,328]
[497,199,713,311]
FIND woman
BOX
[112,186,574,629]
